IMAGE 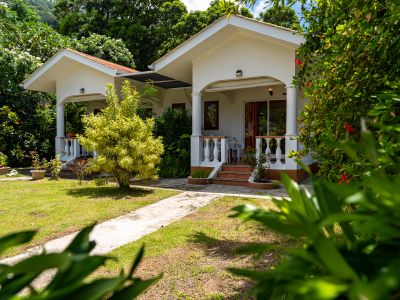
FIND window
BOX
[204,101,219,130]
[172,103,186,111]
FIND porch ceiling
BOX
[120,71,191,89]
[205,77,282,92]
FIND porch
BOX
[190,82,302,181]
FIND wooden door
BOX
[245,102,268,149]
[245,102,257,149]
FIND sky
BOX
[181,0,302,19]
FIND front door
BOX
[244,100,286,149]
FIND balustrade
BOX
[60,138,93,161]
[200,136,227,166]
[255,136,286,169]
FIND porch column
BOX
[191,92,202,166]
[285,85,298,169]
[55,103,65,155]
[286,86,297,135]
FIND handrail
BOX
[201,136,226,139]
[255,135,285,139]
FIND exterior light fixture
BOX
[236,70,243,78]
[80,88,85,94]
[268,87,273,96]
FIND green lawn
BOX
[0,179,177,257]
[98,196,292,300]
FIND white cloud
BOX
[182,0,213,11]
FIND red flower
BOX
[344,123,355,134]
[295,58,304,66]
[305,82,311,88]
[339,174,350,184]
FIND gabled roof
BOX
[149,14,305,73]
[66,48,137,74]
[22,48,137,92]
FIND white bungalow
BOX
[22,15,312,186]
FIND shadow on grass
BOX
[66,186,153,200]
[189,232,256,259]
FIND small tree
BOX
[78,81,164,190]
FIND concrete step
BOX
[221,165,252,173]
[211,178,251,187]
[217,171,251,180]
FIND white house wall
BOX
[55,64,115,105]
[192,33,296,93]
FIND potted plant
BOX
[30,151,49,180]
[0,152,10,175]
[188,169,210,185]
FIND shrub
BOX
[49,154,63,180]
[69,160,88,184]
[229,128,400,299]
[0,152,7,167]
[295,0,400,181]
[154,107,191,178]
[78,81,164,189]
[0,225,159,298]
[30,150,49,170]
[191,169,210,178]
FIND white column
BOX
[191,92,202,166]
[55,103,65,155]
[192,92,202,136]
[286,86,298,135]
[285,86,299,169]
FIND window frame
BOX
[204,100,219,130]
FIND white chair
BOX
[227,137,243,163]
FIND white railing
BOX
[60,138,92,162]
[200,136,227,166]
[256,136,286,169]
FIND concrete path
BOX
[1,191,220,266]
[0,176,31,182]
[133,178,289,198]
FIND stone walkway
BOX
[133,178,289,198]
[1,191,220,266]
[0,176,31,182]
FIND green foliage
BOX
[69,160,88,184]
[54,0,253,68]
[73,34,135,68]
[26,0,58,27]
[0,225,159,298]
[294,0,400,181]
[154,107,192,178]
[158,0,253,57]
[0,152,7,167]
[0,2,135,167]
[241,148,257,168]
[229,125,400,299]
[50,155,63,180]
[191,169,210,178]
[78,81,164,189]
[30,151,49,170]
[261,5,299,29]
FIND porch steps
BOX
[211,165,253,187]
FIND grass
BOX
[0,179,177,257]
[97,196,293,300]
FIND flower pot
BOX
[31,170,46,180]
[187,176,209,185]
[0,167,10,176]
